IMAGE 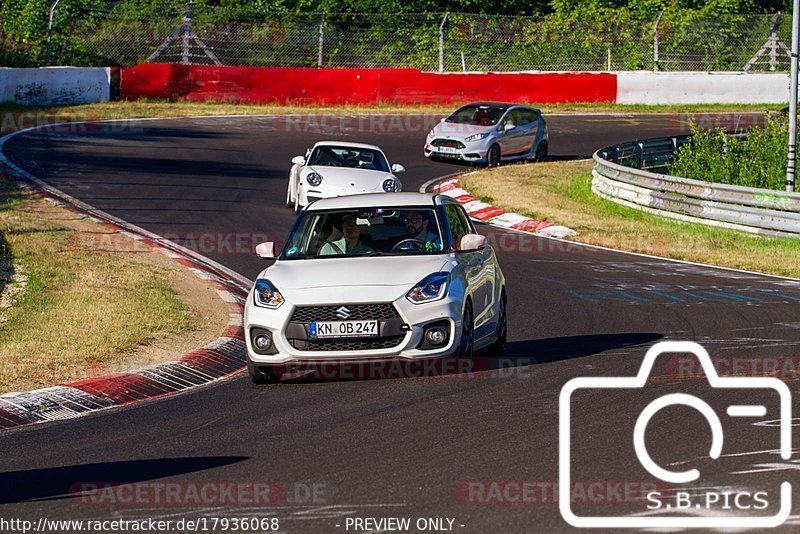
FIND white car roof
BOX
[307,193,440,210]
[313,141,384,151]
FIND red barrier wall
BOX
[121,63,617,104]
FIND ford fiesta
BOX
[244,192,507,383]
[424,102,548,166]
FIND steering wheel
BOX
[391,238,427,251]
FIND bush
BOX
[669,117,789,191]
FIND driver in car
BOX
[320,214,375,256]
[404,211,442,251]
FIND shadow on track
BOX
[500,332,663,362]
[0,456,248,504]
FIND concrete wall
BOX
[0,67,111,106]
[120,64,617,104]
[617,72,789,105]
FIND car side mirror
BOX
[391,163,406,174]
[458,234,486,252]
[503,122,515,132]
[291,156,306,166]
[255,241,277,259]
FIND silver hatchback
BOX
[424,102,548,166]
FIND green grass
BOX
[0,100,787,130]
[461,160,800,279]
[0,179,192,393]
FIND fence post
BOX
[653,10,663,72]
[45,0,63,66]
[318,13,325,68]
[181,1,196,64]
[787,0,799,193]
[439,12,449,73]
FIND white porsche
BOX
[245,192,508,383]
[286,141,405,212]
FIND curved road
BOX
[1,113,799,532]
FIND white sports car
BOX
[287,141,405,212]
[245,192,507,383]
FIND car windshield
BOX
[445,105,507,126]
[306,145,390,172]
[280,207,445,259]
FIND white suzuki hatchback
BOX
[245,192,507,383]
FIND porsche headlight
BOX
[427,129,435,139]
[306,172,322,186]
[407,272,450,304]
[382,178,400,192]
[465,132,489,142]
[253,278,285,309]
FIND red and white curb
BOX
[431,175,577,239]
[0,157,251,431]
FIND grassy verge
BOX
[0,179,196,393]
[0,100,786,129]
[461,160,800,279]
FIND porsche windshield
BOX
[445,105,507,126]
[281,208,445,259]
[306,146,390,172]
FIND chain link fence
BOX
[1,3,795,72]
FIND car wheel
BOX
[458,303,474,358]
[487,144,501,167]
[487,294,507,356]
[534,141,548,162]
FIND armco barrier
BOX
[593,136,800,238]
[0,67,110,105]
[120,63,617,104]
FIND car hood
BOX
[260,255,452,304]
[305,166,393,187]
[430,122,495,140]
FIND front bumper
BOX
[245,294,462,365]
[423,138,489,163]
[299,181,400,206]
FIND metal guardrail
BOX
[592,135,800,238]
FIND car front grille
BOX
[290,335,406,352]
[431,138,466,149]
[290,303,400,322]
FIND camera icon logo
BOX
[559,341,792,529]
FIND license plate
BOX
[310,320,379,338]
[437,146,457,154]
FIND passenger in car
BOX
[319,214,375,256]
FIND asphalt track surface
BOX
[2,112,800,533]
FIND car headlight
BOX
[253,278,285,309]
[427,129,435,139]
[382,178,400,192]
[407,272,450,304]
[464,132,489,142]
[306,172,322,186]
